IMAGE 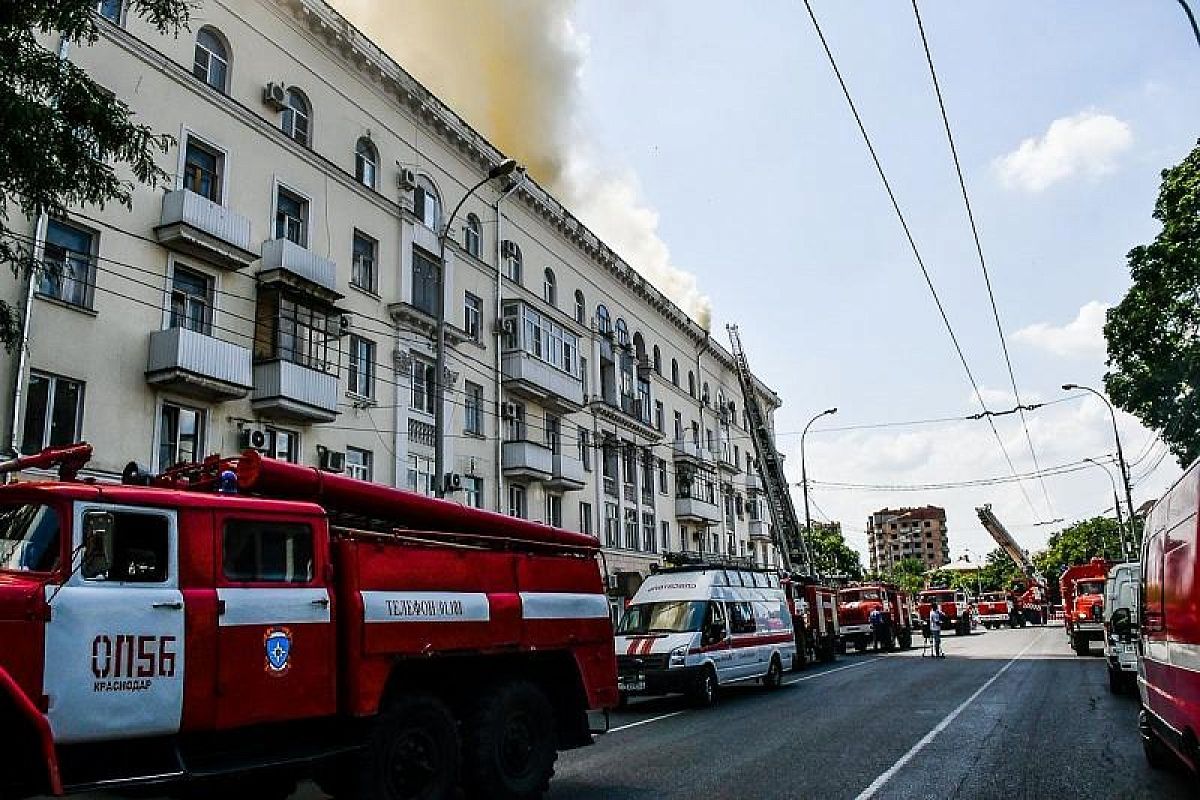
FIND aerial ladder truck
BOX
[976,504,1049,625]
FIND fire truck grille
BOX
[618,653,670,673]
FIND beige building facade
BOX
[866,506,950,573]
[5,0,786,604]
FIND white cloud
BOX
[1012,301,1109,359]
[994,112,1133,192]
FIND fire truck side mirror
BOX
[81,511,115,580]
[1110,607,1133,635]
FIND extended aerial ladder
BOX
[976,503,1050,622]
[727,325,809,573]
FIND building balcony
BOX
[743,472,763,493]
[544,453,587,491]
[748,519,770,541]
[716,447,740,473]
[251,359,338,423]
[672,438,712,465]
[258,238,342,302]
[501,440,553,481]
[154,189,256,270]
[145,326,252,401]
[501,350,584,413]
[675,495,721,525]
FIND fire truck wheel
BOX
[362,693,460,800]
[462,679,557,800]
[762,656,783,689]
[1072,634,1089,657]
[690,666,718,707]
[897,630,912,650]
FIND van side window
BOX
[729,601,756,634]
[223,520,313,583]
[83,512,169,583]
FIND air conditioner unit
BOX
[263,82,287,111]
[339,314,353,336]
[502,401,519,419]
[239,426,269,451]
[397,167,417,191]
[319,448,346,473]
[444,472,463,492]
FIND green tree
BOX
[1104,139,1200,466]
[806,522,864,581]
[0,0,190,349]
[1032,516,1124,602]
[975,548,1023,592]
[881,558,927,594]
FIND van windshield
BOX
[0,503,61,573]
[618,601,707,635]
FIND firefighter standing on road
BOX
[929,602,946,658]
[869,604,889,652]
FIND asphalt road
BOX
[60,625,1192,800]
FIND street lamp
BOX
[1083,456,1131,560]
[1062,383,1137,548]
[800,407,837,567]
[434,158,521,498]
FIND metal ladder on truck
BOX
[727,324,810,573]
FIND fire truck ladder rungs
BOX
[727,325,810,574]
[976,503,1043,584]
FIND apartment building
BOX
[866,506,950,573]
[4,0,785,604]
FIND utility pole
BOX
[800,407,837,568]
[1063,384,1138,551]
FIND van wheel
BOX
[690,666,718,707]
[362,693,459,800]
[1140,708,1174,770]
[762,656,783,689]
[462,680,557,800]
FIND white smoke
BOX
[330,0,713,327]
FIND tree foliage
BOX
[806,522,864,582]
[1104,139,1200,467]
[0,0,190,349]
[879,558,927,595]
[975,548,1024,592]
[1032,516,1125,593]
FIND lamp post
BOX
[1063,383,1137,548]
[1083,456,1131,560]
[434,158,520,498]
[800,407,837,566]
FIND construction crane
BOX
[727,324,809,573]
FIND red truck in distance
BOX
[1060,557,1112,656]
[836,583,913,652]
[975,592,1012,629]
[783,577,840,665]
[917,588,974,636]
[0,445,617,800]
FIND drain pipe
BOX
[492,174,525,511]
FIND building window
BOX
[464,382,484,435]
[464,213,481,258]
[263,428,297,462]
[654,400,664,432]
[405,453,434,495]
[192,27,229,93]
[253,290,334,372]
[281,88,310,145]
[415,176,441,230]
[351,230,377,293]
[580,502,593,536]
[463,292,482,340]
[96,0,123,25]
[500,302,580,378]
[502,241,522,283]
[653,345,662,375]
[624,507,638,550]
[158,401,205,469]
[39,218,95,309]
[642,512,656,553]
[21,372,83,454]
[604,503,619,547]
[464,476,483,508]
[347,447,373,482]
[354,137,378,189]
[168,265,212,334]
[412,249,441,316]
[658,458,668,494]
[671,359,679,387]
[544,414,561,455]
[615,318,629,348]
[410,357,436,414]
[596,304,610,336]
[348,335,375,399]
[503,401,525,441]
[578,427,591,471]
[661,520,671,552]
[274,187,306,245]
[543,268,556,306]
[182,137,222,202]
[508,484,527,519]
[545,494,562,528]
[688,371,696,398]
[574,290,585,325]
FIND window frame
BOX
[573,290,585,325]
[351,230,378,294]
[39,217,97,310]
[282,88,311,146]
[220,518,315,586]
[414,176,441,231]
[411,248,442,316]
[273,185,308,247]
[21,372,84,455]
[354,137,378,190]
[543,268,556,307]
[346,446,373,482]
[347,334,376,399]
[464,214,482,258]
[464,381,484,436]
[156,400,206,471]
[167,263,215,335]
[192,26,230,93]
[180,134,224,203]
[463,292,482,341]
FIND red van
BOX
[1132,455,1200,772]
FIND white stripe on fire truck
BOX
[519,592,610,620]
[217,588,331,627]
[361,591,491,623]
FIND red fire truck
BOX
[837,583,913,652]
[1060,557,1112,656]
[975,592,1013,629]
[916,588,974,636]
[1131,456,1199,772]
[0,445,617,800]
[783,577,840,665]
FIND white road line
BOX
[608,711,686,733]
[853,630,1046,800]
[783,656,885,685]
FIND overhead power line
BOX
[910,0,1055,518]
[805,455,1115,493]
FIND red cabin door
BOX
[212,513,336,729]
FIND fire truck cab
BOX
[917,588,974,636]
[1060,557,1111,656]
[836,583,913,652]
[975,592,1013,629]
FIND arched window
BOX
[543,268,556,306]
[703,382,710,405]
[671,359,679,386]
[282,88,310,146]
[652,345,662,375]
[415,176,441,230]
[688,371,696,398]
[729,400,737,423]
[574,290,585,325]
[193,27,229,92]
[464,214,481,258]
[502,240,522,283]
[596,304,610,335]
[354,137,378,189]
[615,318,629,348]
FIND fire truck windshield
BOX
[925,592,956,604]
[1076,580,1104,596]
[0,503,61,573]
[618,601,707,634]
[843,589,880,602]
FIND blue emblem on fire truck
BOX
[264,627,292,676]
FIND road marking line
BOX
[853,630,1046,800]
[608,711,686,733]
[783,656,885,685]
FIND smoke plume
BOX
[331,0,713,328]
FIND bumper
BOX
[1075,621,1103,633]
[617,665,703,696]
[978,613,1009,622]
[840,624,871,636]
[1105,641,1138,672]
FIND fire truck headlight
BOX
[669,646,688,667]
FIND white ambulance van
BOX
[614,562,796,706]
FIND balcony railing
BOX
[501,350,584,412]
[675,495,721,524]
[145,326,252,401]
[748,519,770,541]
[501,440,553,480]
[743,472,764,493]
[155,189,256,270]
[251,359,338,423]
[259,238,339,295]
[545,453,587,491]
